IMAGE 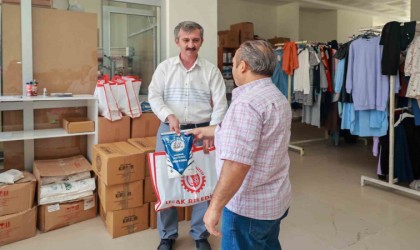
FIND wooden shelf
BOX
[0,129,96,142]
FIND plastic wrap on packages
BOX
[141,101,153,112]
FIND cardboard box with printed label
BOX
[0,171,36,216]
[230,22,254,44]
[99,203,149,238]
[144,176,157,203]
[128,136,156,177]
[98,116,131,144]
[131,113,160,138]
[0,206,37,247]
[38,194,97,232]
[149,202,184,229]
[33,155,94,205]
[62,117,94,133]
[92,142,144,186]
[98,179,143,212]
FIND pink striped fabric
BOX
[215,77,292,220]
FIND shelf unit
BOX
[217,47,237,80]
[0,95,98,170]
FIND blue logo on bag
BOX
[161,131,194,176]
[171,140,185,152]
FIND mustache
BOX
[186,47,196,51]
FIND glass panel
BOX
[102,0,159,94]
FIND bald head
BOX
[235,40,276,77]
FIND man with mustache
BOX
[148,21,228,250]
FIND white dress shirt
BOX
[148,55,227,125]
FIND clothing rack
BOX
[275,40,327,156]
[361,21,420,198]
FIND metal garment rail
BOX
[361,21,420,197]
[361,75,420,197]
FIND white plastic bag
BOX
[94,79,122,121]
[0,169,24,184]
[113,76,142,118]
[148,146,217,211]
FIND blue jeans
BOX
[221,207,289,250]
[155,122,209,240]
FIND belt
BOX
[165,122,210,130]
[180,122,210,130]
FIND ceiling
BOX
[239,0,410,20]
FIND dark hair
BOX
[236,40,276,76]
[174,21,204,41]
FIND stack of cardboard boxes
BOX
[218,22,255,48]
[95,112,194,237]
[0,172,37,246]
[93,141,149,238]
[33,155,97,233]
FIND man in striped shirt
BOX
[148,21,227,250]
[187,40,292,250]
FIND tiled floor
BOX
[4,123,420,250]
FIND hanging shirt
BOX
[282,42,299,75]
[293,48,311,94]
[272,50,289,96]
[405,36,420,99]
[341,103,388,137]
[346,37,393,112]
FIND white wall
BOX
[217,0,277,39]
[373,16,398,27]
[412,0,420,20]
[337,10,373,43]
[299,9,337,42]
[276,3,300,41]
[165,0,218,65]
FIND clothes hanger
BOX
[394,111,414,127]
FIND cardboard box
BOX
[38,195,97,233]
[35,136,88,160]
[131,113,160,138]
[218,30,239,48]
[92,142,145,186]
[149,202,184,229]
[127,136,156,153]
[0,206,37,247]
[144,177,157,203]
[98,179,143,212]
[3,141,24,171]
[150,202,157,229]
[100,203,149,238]
[1,0,52,7]
[33,155,93,205]
[128,136,156,177]
[0,172,36,216]
[98,116,131,144]
[185,206,193,221]
[178,207,185,221]
[267,37,290,46]
[63,117,94,133]
[230,22,254,44]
